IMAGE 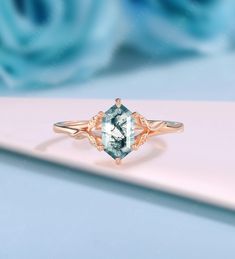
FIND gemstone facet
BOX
[102,104,134,160]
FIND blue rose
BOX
[0,0,120,88]
[122,0,234,55]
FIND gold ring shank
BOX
[146,120,184,136]
[53,120,184,137]
[53,121,89,135]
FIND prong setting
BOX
[115,98,122,108]
[98,111,105,118]
[97,145,104,152]
[132,144,138,151]
[115,158,122,165]
[132,112,139,118]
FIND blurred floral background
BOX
[0,0,234,89]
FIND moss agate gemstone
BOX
[102,104,135,160]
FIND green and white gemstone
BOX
[102,104,135,160]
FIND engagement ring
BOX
[53,98,184,164]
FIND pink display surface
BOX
[1,98,235,210]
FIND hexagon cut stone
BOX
[102,104,134,160]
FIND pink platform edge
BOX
[0,98,235,210]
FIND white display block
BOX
[0,98,235,210]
